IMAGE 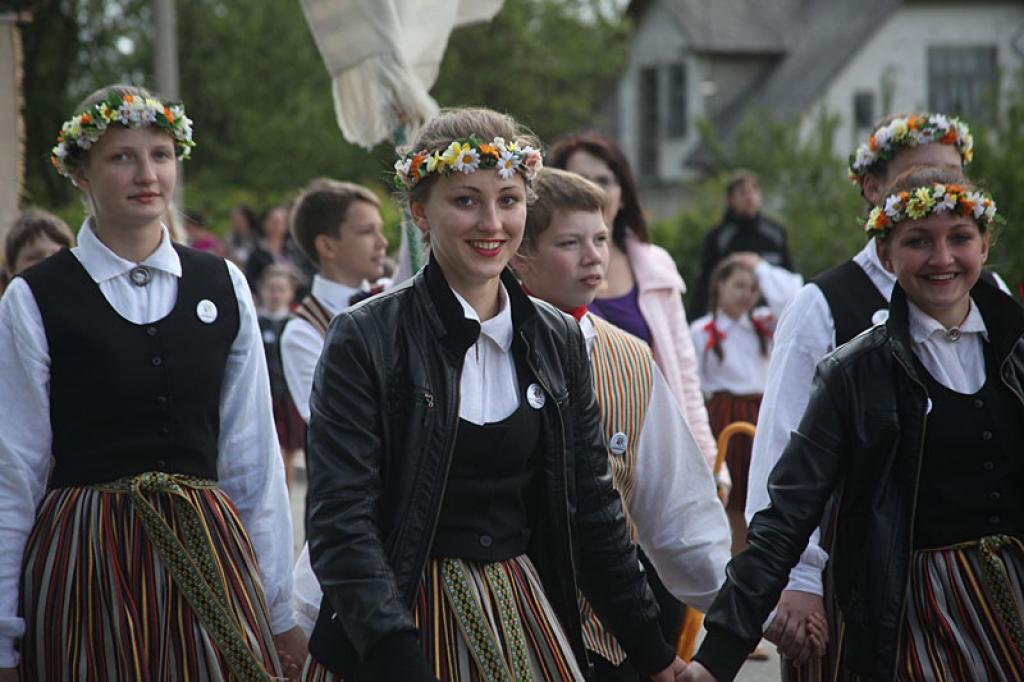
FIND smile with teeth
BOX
[468,240,503,250]
[924,273,957,281]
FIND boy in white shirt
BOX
[281,178,388,422]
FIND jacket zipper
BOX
[407,379,460,603]
[891,349,928,669]
[523,335,582,640]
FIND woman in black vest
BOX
[685,168,1024,681]
[0,85,305,680]
[301,108,686,681]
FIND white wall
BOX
[613,1,701,184]
[807,2,1024,159]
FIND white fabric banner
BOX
[0,15,22,243]
[299,0,504,148]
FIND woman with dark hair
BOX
[550,133,722,658]
[549,134,718,481]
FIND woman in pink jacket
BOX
[549,133,722,647]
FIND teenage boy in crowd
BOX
[281,178,389,423]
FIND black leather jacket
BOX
[695,280,1024,681]
[305,260,672,679]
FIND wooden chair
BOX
[676,420,757,661]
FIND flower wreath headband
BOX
[864,182,998,237]
[848,114,973,184]
[51,90,195,178]
[393,135,542,191]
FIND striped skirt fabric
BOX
[705,392,761,513]
[19,482,283,680]
[897,536,1024,681]
[302,554,585,681]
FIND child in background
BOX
[257,264,303,487]
[281,178,388,424]
[2,208,75,292]
[690,253,801,556]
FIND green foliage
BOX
[965,69,1024,295]
[20,0,628,253]
[659,81,1024,308]
[658,110,867,308]
[433,0,630,144]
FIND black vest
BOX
[914,346,1024,548]
[21,245,240,487]
[813,258,1003,348]
[431,354,543,562]
[811,260,887,347]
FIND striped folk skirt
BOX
[705,392,761,513]
[19,474,283,680]
[302,554,585,681]
[784,535,1024,681]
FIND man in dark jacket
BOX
[690,170,793,318]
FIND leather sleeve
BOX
[695,354,850,681]
[305,310,419,658]
[565,318,675,674]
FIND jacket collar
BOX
[623,229,684,293]
[417,253,537,360]
[887,277,1024,371]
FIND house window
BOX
[667,63,688,138]
[928,46,998,124]
[853,91,875,129]
[638,66,660,178]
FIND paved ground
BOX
[288,460,782,680]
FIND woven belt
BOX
[440,558,533,681]
[92,471,273,681]
[976,534,1024,660]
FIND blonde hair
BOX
[400,108,540,203]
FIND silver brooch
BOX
[945,327,961,343]
[129,266,152,287]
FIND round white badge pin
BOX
[196,299,218,324]
[871,309,889,326]
[526,383,545,409]
[609,431,628,455]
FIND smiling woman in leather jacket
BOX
[300,108,686,682]
[685,168,1024,682]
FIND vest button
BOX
[983,461,995,471]
[146,326,158,336]
[156,395,168,406]
[973,398,984,408]
[990,515,1001,524]
[158,426,169,437]
[479,534,493,548]
[151,356,163,367]
[981,430,993,441]
[990,491,1001,502]
[156,459,167,470]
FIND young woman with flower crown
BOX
[684,166,1024,681]
[739,112,1015,679]
[301,108,687,681]
[0,84,306,681]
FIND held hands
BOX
[272,625,309,681]
[679,660,716,681]
[764,589,828,665]
[651,655,690,681]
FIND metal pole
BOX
[153,0,183,211]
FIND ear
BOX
[313,233,335,262]
[875,236,894,273]
[72,167,90,193]
[408,200,430,234]
[860,173,883,206]
[980,231,990,264]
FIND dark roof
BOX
[627,0,902,167]
[628,0,803,54]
